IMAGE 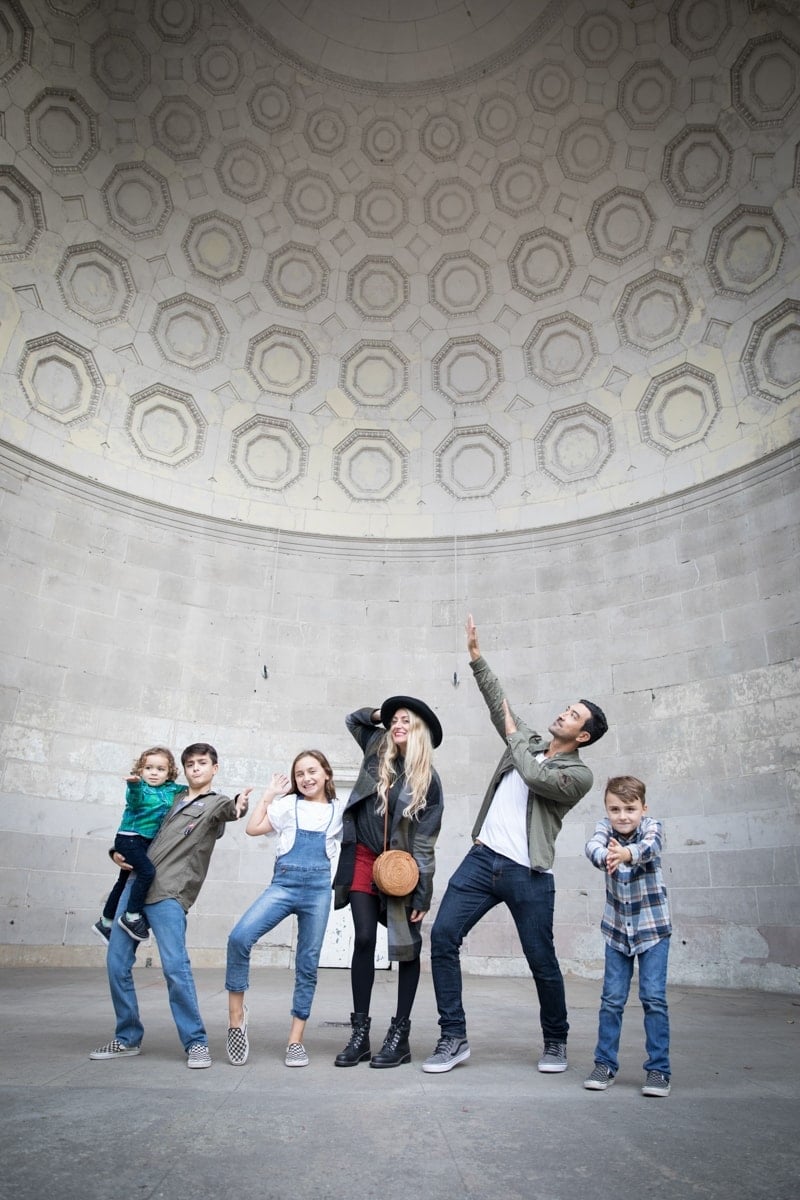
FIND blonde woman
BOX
[332,696,443,1069]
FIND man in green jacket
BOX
[423,615,607,1075]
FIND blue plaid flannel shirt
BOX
[585,815,671,956]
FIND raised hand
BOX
[465,612,481,661]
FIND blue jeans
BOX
[430,843,568,1041]
[226,860,332,1021]
[594,937,671,1076]
[106,878,207,1052]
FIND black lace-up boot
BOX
[369,1017,411,1068]
[334,1012,371,1066]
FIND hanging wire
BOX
[452,532,460,685]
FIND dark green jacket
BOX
[470,656,593,870]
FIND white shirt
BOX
[266,795,345,859]
[479,766,531,867]
[479,754,553,872]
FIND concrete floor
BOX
[0,964,797,1200]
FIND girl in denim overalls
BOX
[225,750,344,1067]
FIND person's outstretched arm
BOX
[245,775,289,837]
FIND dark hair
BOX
[181,742,218,766]
[579,700,608,746]
[605,775,646,805]
[290,749,336,800]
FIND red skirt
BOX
[351,842,379,894]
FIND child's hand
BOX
[126,774,141,783]
[269,772,292,796]
[235,787,252,818]
[606,838,631,874]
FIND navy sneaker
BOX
[118,913,150,942]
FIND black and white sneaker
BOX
[285,1042,309,1067]
[187,1043,212,1069]
[89,1039,141,1060]
[642,1070,671,1096]
[584,1063,615,1090]
[226,1006,249,1066]
[91,920,112,943]
[422,1035,470,1073]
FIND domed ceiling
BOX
[0,0,798,538]
[226,0,563,92]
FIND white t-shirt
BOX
[479,754,553,873]
[480,766,531,867]
[266,795,345,860]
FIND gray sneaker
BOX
[642,1069,671,1096]
[187,1043,212,1069]
[584,1062,615,1090]
[538,1041,568,1072]
[89,1039,141,1060]
[422,1035,470,1074]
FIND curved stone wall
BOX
[1,442,797,989]
[0,0,798,989]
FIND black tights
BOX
[349,890,420,1023]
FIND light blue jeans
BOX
[226,827,332,1021]
[106,878,207,1052]
[594,936,671,1077]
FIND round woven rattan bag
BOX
[372,849,419,897]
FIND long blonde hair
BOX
[376,709,434,819]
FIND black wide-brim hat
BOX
[380,695,443,748]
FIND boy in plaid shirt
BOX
[583,775,672,1097]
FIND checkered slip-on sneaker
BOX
[642,1070,671,1097]
[89,1039,141,1060]
[186,1043,212,1069]
[584,1063,615,1090]
[226,1005,249,1066]
[285,1042,309,1067]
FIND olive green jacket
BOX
[470,656,593,870]
[145,789,241,911]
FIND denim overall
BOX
[226,799,334,1020]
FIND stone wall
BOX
[1,440,797,989]
[0,0,798,989]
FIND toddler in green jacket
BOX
[92,745,184,944]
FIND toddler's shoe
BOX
[118,913,150,941]
[91,919,112,943]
